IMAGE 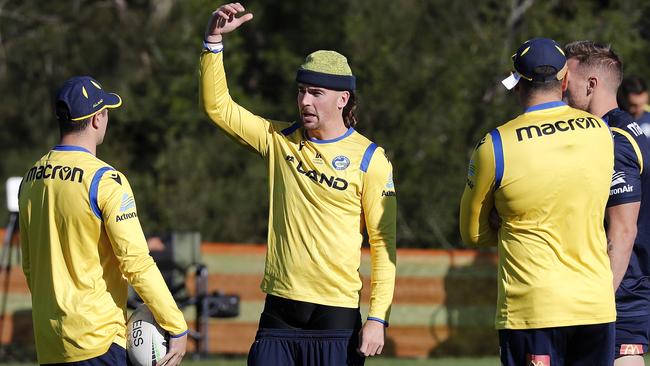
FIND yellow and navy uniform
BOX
[460,101,616,329]
[200,51,397,323]
[19,146,187,364]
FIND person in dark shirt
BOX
[566,40,650,366]
[618,76,650,139]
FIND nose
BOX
[299,92,312,108]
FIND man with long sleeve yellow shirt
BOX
[19,76,188,365]
[460,38,616,365]
[201,3,396,365]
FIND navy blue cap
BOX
[502,38,568,90]
[56,76,122,120]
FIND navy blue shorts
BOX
[615,315,650,358]
[247,328,365,366]
[499,323,615,366]
[44,343,128,366]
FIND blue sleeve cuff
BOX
[170,329,189,338]
[367,317,389,327]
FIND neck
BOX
[523,91,563,110]
[306,118,349,141]
[59,134,97,155]
[588,91,619,118]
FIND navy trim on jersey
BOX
[280,122,301,136]
[89,167,115,220]
[367,316,389,327]
[525,101,566,113]
[53,145,92,154]
[170,329,189,338]
[490,129,504,190]
[360,143,378,173]
[309,127,355,144]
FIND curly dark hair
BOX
[343,91,357,128]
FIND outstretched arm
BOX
[201,3,278,156]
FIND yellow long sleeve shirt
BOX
[19,146,187,364]
[460,101,616,329]
[200,51,397,322]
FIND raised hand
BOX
[205,2,253,43]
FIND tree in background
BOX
[1,0,650,247]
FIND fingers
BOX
[239,13,254,24]
[356,332,384,357]
[156,352,172,366]
[156,351,183,366]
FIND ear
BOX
[587,76,598,96]
[337,91,350,109]
[90,113,101,130]
[561,71,569,92]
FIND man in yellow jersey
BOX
[565,40,650,366]
[18,76,188,365]
[200,3,397,366]
[460,38,616,365]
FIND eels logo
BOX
[332,156,350,170]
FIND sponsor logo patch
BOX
[620,344,644,355]
[120,193,136,212]
[526,354,550,366]
[627,122,644,137]
[116,212,137,222]
[386,174,395,189]
[611,171,626,187]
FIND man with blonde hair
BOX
[565,40,650,366]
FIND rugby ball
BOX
[127,304,168,366]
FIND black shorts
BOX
[44,343,128,366]
[248,294,364,366]
[499,323,615,366]
[615,314,650,358]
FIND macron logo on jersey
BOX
[119,193,135,212]
[515,117,603,142]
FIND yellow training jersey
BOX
[200,51,397,322]
[19,146,187,364]
[460,101,616,329]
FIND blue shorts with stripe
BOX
[44,343,129,366]
[499,323,615,366]
[615,315,650,358]
[247,328,365,366]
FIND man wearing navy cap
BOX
[565,40,650,366]
[200,3,396,366]
[460,38,616,365]
[18,76,188,365]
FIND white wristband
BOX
[203,40,224,54]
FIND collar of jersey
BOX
[525,101,567,113]
[307,127,355,144]
[53,145,92,154]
